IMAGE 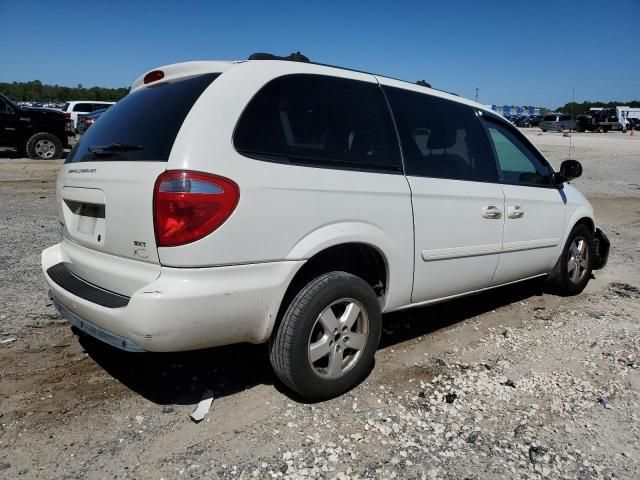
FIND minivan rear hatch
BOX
[59,73,219,273]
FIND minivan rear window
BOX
[66,73,219,163]
[542,115,557,121]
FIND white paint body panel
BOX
[408,177,504,302]
[42,59,598,352]
[492,184,566,285]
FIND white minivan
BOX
[42,53,609,399]
[61,101,115,129]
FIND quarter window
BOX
[383,86,498,183]
[234,74,401,172]
[484,120,553,187]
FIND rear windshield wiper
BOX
[88,143,144,155]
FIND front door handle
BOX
[507,205,524,219]
[482,205,502,219]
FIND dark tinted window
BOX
[0,98,8,114]
[73,103,92,112]
[66,73,218,163]
[559,115,571,121]
[543,115,557,121]
[483,119,553,187]
[234,74,401,172]
[384,87,498,182]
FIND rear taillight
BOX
[153,170,239,247]
[65,112,71,118]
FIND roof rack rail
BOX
[248,51,310,63]
[246,52,458,97]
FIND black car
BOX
[0,93,72,159]
[527,115,543,127]
[76,108,108,135]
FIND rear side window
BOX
[483,119,553,187]
[234,74,401,172]
[384,86,498,183]
[73,103,92,112]
[66,73,219,163]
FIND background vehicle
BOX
[528,115,543,127]
[42,55,608,400]
[0,92,71,159]
[624,118,640,131]
[575,109,621,132]
[76,108,108,134]
[617,106,640,131]
[61,101,115,129]
[539,114,575,132]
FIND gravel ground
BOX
[0,130,639,479]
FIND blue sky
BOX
[1,0,638,108]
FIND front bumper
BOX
[42,243,303,352]
[593,228,610,270]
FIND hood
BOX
[23,106,67,118]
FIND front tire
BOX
[26,132,63,160]
[548,224,594,295]
[269,272,382,400]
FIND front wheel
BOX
[548,224,594,295]
[26,132,63,160]
[269,271,382,400]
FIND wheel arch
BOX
[268,240,390,342]
[556,208,596,262]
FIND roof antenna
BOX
[568,87,575,160]
[416,80,431,88]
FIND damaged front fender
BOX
[593,228,610,270]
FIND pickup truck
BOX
[0,93,72,159]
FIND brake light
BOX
[153,171,239,247]
[144,70,165,84]
[65,112,71,118]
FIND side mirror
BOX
[555,159,582,184]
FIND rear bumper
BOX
[593,228,610,270]
[42,243,303,352]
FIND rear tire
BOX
[548,224,594,295]
[269,271,381,400]
[26,132,63,160]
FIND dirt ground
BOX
[0,129,639,479]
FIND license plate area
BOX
[61,187,106,248]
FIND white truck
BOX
[617,106,640,131]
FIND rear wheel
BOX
[26,133,63,160]
[269,271,381,400]
[548,224,594,295]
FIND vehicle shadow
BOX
[79,278,546,406]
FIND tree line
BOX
[557,100,640,115]
[0,80,129,102]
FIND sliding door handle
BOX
[482,205,502,219]
[507,205,524,219]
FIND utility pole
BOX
[475,88,479,103]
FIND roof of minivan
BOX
[130,60,497,117]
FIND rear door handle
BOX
[482,205,502,219]
[507,205,524,219]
